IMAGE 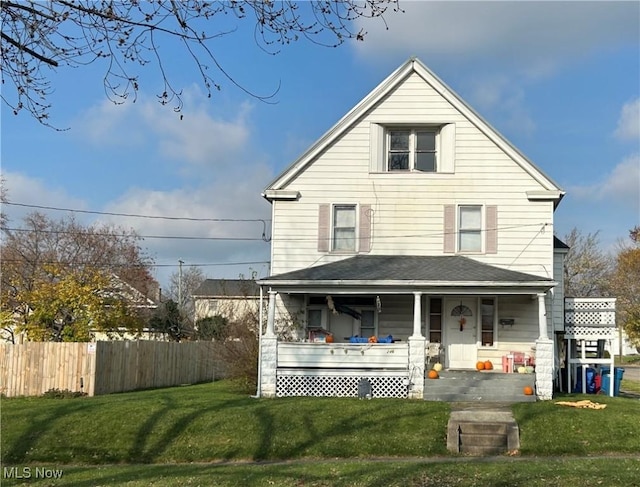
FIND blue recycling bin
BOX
[600,367,625,396]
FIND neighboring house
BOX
[255,58,611,400]
[4,273,159,343]
[192,279,261,323]
[91,274,160,341]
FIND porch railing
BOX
[277,342,409,369]
[275,342,409,398]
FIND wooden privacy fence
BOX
[0,341,217,397]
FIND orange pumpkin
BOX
[476,361,486,371]
[484,360,493,370]
[325,334,334,344]
[368,336,378,343]
[523,386,534,396]
[428,369,439,379]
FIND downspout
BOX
[251,285,264,398]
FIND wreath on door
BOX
[451,303,473,331]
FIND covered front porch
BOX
[257,255,557,400]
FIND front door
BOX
[445,297,478,369]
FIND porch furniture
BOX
[426,342,442,366]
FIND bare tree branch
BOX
[1,0,400,127]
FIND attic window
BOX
[387,129,436,172]
[370,123,455,174]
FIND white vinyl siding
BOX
[270,72,555,277]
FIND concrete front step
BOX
[448,413,520,456]
[425,370,536,402]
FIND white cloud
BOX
[142,99,252,166]
[74,86,253,168]
[571,154,640,207]
[100,164,274,284]
[1,171,90,224]
[614,98,640,140]
[465,74,535,136]
[355,2,639,73]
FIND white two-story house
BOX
[256,58,568,400]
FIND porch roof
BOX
[258,255,556,294]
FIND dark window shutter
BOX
[318,204,330,252]
[359,204,372,253]
[486,205,498,254]
[443,205,455,253]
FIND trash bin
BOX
[574,366,597,394]
[600,367,625,396]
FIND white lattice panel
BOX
[565,298,616,325]
[565,325,616,339]
[276,374,408,398]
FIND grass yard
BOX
[2,380,640,486]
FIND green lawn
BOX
[2,380,640,486]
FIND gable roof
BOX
[554,236,570,250]
[264,57,564,204]
[258,255,555,292]
[192,279,259,298]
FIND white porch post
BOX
[408,292,426,399]
[537,293,548,340]
[260,290,278,397]
[265,290,277,337]
[535,292,554,400]
[412,292,423,338]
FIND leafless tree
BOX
[562,228,613,297]
[167,264,205,325]
[1,0,399,127]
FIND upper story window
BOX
[333,205,356,251]
[458,205,482,252]
[387,129,437,172]
[318,203,372,254]
[443,204,497,254]
[370,123,455,174]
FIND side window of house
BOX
[429,297,442,343]
[481,298,495,346]
[458,205,482,252]
[308,308,323,328]
[387,128,436,172]
[333,205,356,251]
[360,309,376,337]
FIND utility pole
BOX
[178,259,184,308]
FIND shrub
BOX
[195,315,229,341]
[42,389,87,399]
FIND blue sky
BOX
[2,1,639,289]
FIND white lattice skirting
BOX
[565,298,616,326]
[565,325,617,339]
[276,371,408,398]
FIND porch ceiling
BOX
[258,255,556,294]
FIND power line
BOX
[2,227,266,241]
[0,259,271,269]
[3,201,271,223]
[2,222,550,243]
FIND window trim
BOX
[370,122,456,174]
[427,296,443,344]
[358,307,378,338]
[458,204,483,254]
[306,306,327,329]
[332,204,357,252]
[479,297,498,348]
[386,127,438,173]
